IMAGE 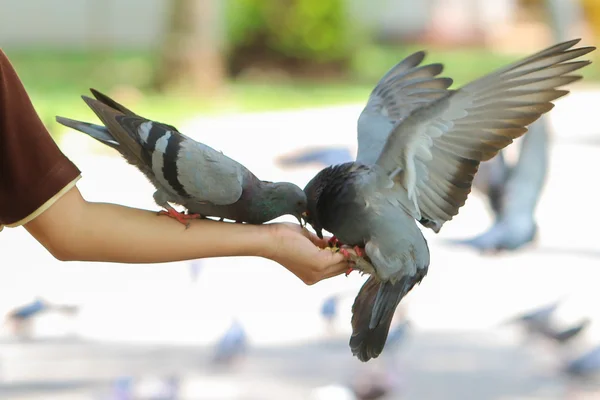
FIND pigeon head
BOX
[303,162,365,239]
[302,168,334,239]
[263,181,307,225]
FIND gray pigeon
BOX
[56,89,307,226]
[302,39,595,362]
[453,0,580,253]
[455,117,549,251]
[565,345,600,378]
[505,298,562,331]
[536,318,590,345]
[211,319,248,367]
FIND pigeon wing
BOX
[356,51,453,164]
[375,39,594,232]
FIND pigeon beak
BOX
[300,211,322,238]
[296,215,304,227]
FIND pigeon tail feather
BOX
[350,268,426,362]
[55,116,120,150]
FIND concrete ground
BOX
[1,86,600,399]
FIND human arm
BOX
[24,185,348,284]
[0,48,347,285]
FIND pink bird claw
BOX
[353,246,366,257]
[339,248,351,259]
[339,247,357,276]
[328,236,342,248]
[158,207,201,228]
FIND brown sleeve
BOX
[0,49,81,229]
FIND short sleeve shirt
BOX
[0,49,81,232]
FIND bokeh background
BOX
[2,0,600,399]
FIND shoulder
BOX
[0,48,12,71]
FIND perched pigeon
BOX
[302,39,595,362]
[56,89,307,226]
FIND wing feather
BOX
[375,39,595,231]
[356,52,453,164]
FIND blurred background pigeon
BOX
[210,319,248,368]
[452,120,549,252]
[134,375,180,400]
[348,358,405,400]
[448,0,582,254]
[321,293,340,335]
[340,312,410,400]
[320,290,360,336]
[565,345,600,380]
[384,318,411,353]
[99,375,179,400]
[188,260,204,284]
[536,318,591,347]
[504,299,563,337]
[276,146,355,169]
[3,297,80,340]
[6,297,48,321]
[100,376,134,400]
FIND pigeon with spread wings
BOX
[302,39,595,362]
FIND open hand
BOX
[263,222,350,285]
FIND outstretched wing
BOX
[375,39,594,232]
[356,51,453,164]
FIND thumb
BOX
[301,228,330,249]
[316,246,346,264]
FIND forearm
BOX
[25,186,272,263]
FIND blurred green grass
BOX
[5,45,600,140]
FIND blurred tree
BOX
[226,0,357,79]
[581,0,600,48]
[153,0,225,94]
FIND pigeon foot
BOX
[158,206,201,228]
[339,247,358,276]
[352,245,366,257]
[328,236,343,248]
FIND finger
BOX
[301,228,330,248]
[315,247,346,264]
[320,261,351,280]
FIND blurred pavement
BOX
[1,85,600,399]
